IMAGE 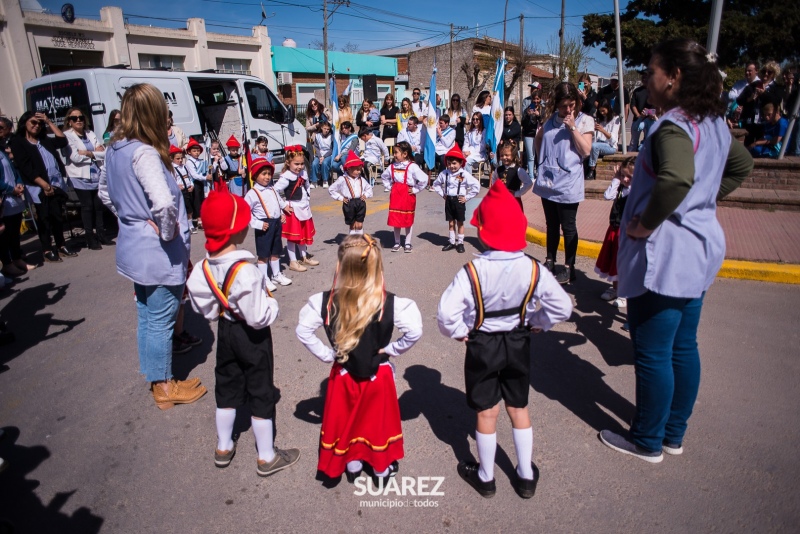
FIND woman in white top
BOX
[472,90,492,115]
[63,107,114,249]
[463,112,488,167]
[587,99,621,180]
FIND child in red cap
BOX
[223,135,246,196]
[437,180,572,500]
[184,138,210,230]
[328,151,373,235]
[186,190,300,477]
[432,144,480,253]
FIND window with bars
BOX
[216,58,251,75]
[139,54,185,71]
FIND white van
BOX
[23,67,305,169]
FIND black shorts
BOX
[215,319,281,419]
[464,327,531,411]
[342,198,367,225]
[254,217,283,258]
[445,195,466,222]
[181,190,194,216]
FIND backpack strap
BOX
[202,259,251,321]
[463,261,485,331]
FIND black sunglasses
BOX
[69,115,85,122]
[413,92,420,95]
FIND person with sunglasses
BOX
[9,111,78,263]
[447,94,468,148]
[63,107,114,250]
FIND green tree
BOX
[582,0,800,69]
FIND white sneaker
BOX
[309,183,316,189]
[614,297,627,308]
[272,273,293,286]
[265,278,278,292]
[384,187,390,192]
[600,287,617,301]
[323,182,329,189]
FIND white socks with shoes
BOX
[512,427,534,480]
[215,408,236,452]
[475,431,496,482]
[251,417,276,463]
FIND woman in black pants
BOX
[9,112,78,263]
[533,83,594,284]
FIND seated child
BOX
[432,145,480,253]
[749,103,789,158]
[437,180,572,499]
[186,190,300,477]
[358,129,390,184]
[296,234,423,485]
[329,151,374,235]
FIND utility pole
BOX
[450,23,454,98]
[559,0,565,80]
[323,0,349,107]
[518,14,524,113]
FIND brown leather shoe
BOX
[288,260,307,272]
[151,381,207,410]
[301,256,320,266]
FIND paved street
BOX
[1,186,799,533]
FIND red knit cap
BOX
[169,145,183,155]
[444,144,466,164]
[200,190,251,252]
[185,138,204,154]
[343,150,363,170]
[225,135,241,149]
[470,179,528,252]
[250,158,275,180]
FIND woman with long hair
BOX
[533,82,594,284]
[463,112,488,168]
[501,106,522,145]
[296,233,422,483]
[521,90,544,177]
[337,94,354,125]
[587,99,621,180]
[473,91,492,114]
[599,39,753,463]
[380,93,399,140]
[305,98,330,138]
[398,98,414,132]
[63,106,114,249]
[447,93,468,147]
[103,108,121,145]
[9,111,78,263]
[103,83,205,409]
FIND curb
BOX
[525,227,800,285]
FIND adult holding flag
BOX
[423,65,439,172]
[533,82,594,284]
[328,77,341,164]
[486,57,507,162]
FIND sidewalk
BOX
[521,194,800,284]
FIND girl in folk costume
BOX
[490,141,533,210]
[244,159,292,290]
[296,234,423,484]
[274,146,319,273]
[381,141,428,253]
[432,145,480,253]
[329,151,374,235]
[170,145,196,234]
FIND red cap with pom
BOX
[169,145,183,155]
[200,190,251,252]
[444,144,466,164]
[185,138,204,154]
[343,150,364,170]
[470,180,528,252]
[225,135,241,149]
[250,158,275,180]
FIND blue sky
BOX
[36,0,621,75]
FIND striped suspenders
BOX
[463,258,540,331]
[202,259,271,321]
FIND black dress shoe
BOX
[442,243,456,252]
[555,267,570,284]
[544,259,555,273]
[457,461,496,498]
[456,243,465,253]
[345,468,363,484]
[512,462,540,499]
[586,168,597,180]
[97,235,116,246]
[58,246,78,258]
[44,251,62,263]
[87,239,102,251]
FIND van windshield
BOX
[244,82,285,123]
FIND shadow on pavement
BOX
[0,283,85,373]
[0,427,103,533]
[416,231,449,247]
[370,230,396,249]
[172,305,213,381]
[531,330,634,433]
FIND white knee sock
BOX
[405,226,413,246]
[512,427,534,479]
[287,245,297,262]
[448,230,456,244]
[346,460,363,473]
[251,417,275,462]
[298,244,307,258]
[475,431,496,482]
[393,227,401,245]
[215,408,236,451]
[269,259,281,278]
[457,233,464,244]
[355,228,364,235]
[256,262,269,279]
[349,229,357,234]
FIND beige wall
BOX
[0,0,274,118]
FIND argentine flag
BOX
[423,66,438,170]
[343,79,353,96]
[485,57,507,154]
[329,77,340,156]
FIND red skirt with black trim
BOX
[318,362,404,478]
[281,212,315,245]
[594,224,620,281]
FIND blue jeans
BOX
[589,142,617,167]
[330,156,344,176]
[312,156,332,185]
[523,135,536,177]
[628,291,705,452]
[134,284,183,382]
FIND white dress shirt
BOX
[245,182,286,228]
[435,127,456,155]
[274,170,312,220]
[397,129,422,154]
[314,132,333,158]
[363,137,390,165]
[433,168,480,200]
[603,177,631,200]
[463,129,487,164]
[437,250,573,339]
[380,161,428,193]
[296,292,423,363]
[490,165,533,198]
[329,175,373,201]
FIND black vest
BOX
[286,177,305,201]
[321,292,395,379]
[609,189,628,228]
[496,165,521,192]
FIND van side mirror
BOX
[285,104,295,124]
